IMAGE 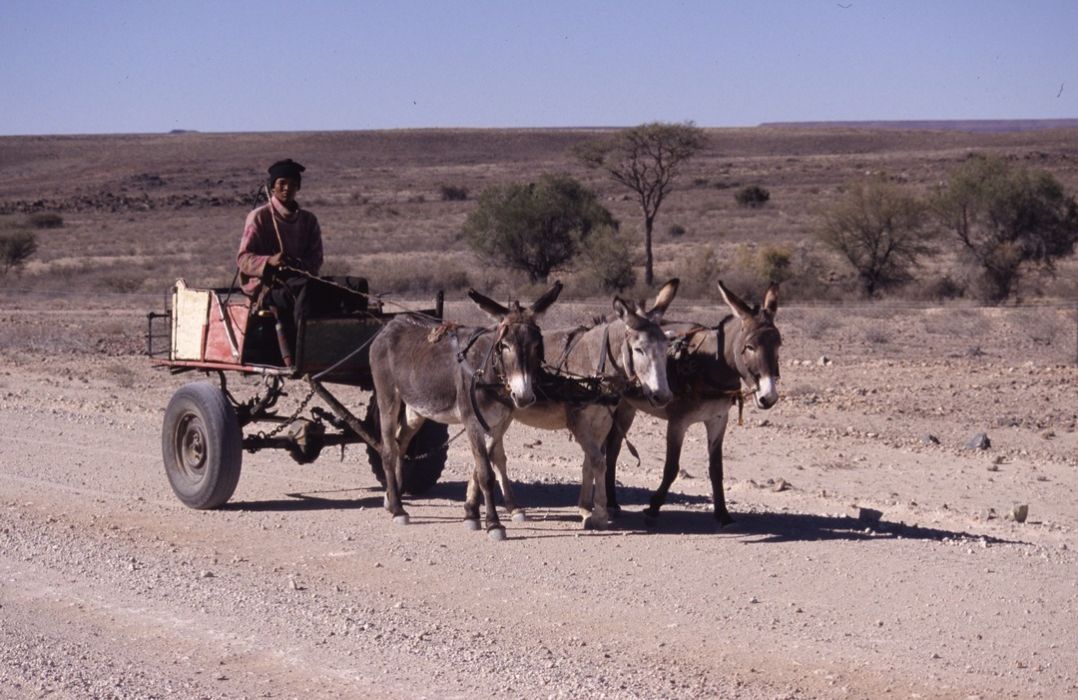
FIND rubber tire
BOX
[162,381,243,509]
[364,399,448,496]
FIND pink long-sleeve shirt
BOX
[236,197,324,296]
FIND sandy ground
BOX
[1,301,1076,699]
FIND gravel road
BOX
[1,303,1076,699]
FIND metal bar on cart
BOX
[306,377,382,450]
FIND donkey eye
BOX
[633,347,645,355]
[744,344,756,353]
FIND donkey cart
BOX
[146,278,449,509]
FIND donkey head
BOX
[717,280,781,409]
[468,281,563,408]
[613,278,679,407]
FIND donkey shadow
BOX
[640,507,1030,546]
[225,488,383,512]
[225,482,1029,549]
[427,479,1029,547]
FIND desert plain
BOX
[0,126,1076,699]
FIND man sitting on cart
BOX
[236,158,323,361]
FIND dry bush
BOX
[28,213,64,229]
[102,362,137,388]
[864,326,892,345]
[360,254,472,296]
[798,310,841,340]
[439,185,468,201]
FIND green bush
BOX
[462,174,615,283]
[933,154,1078,303]
[735,185,770,208]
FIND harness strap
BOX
[597,324,611,376]
[448,326,499,434]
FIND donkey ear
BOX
[648,278,680,319]
[613,296,647,330]
[467,288,509,319]
[763,282,779,318]
[716,280,753,320]
[530,280,563,316]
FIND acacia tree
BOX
[574,122,706,286]
[461,174,615,283]
[933,154,1078,303]
[817,176,932,297]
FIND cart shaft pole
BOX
[306,378,382,450]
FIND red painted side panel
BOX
[203,296,250,364]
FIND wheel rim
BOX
[174,413,208,481]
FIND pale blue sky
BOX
[2,0,1075,135]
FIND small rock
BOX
[965,433,991,450]
[858,507,883,525]
[921,434,940,445]
[817,355,831,366]
[1011,504,1028,523]
[771,478,789,493]
[199,570,214,578]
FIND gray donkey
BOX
[368,282,562,540]
[498,279,679,529]
[604,281,781,525]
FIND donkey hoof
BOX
[511,510,528,523]
[583,515,609,531]
[487,527,507,542]
[463,518,481,531]
[392,514,410,526]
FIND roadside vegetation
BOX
[2,127,1076,306]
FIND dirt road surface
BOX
[1,301,1076,699]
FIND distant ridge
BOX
[759,119,1078,133]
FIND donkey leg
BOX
[490,436,526,522]
[704,412,733,526]
[603,405,636,516]
[574,410,612,529]
[464,429,505,539]
[376,392,409,524]
[645,418,688,518]
[463,471,481,530]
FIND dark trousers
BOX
[263,276,311,351]
[262,275,367,347]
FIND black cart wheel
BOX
[364,400,448,496]
[162,381,242,509]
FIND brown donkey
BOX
[503,279,678,528]
[368,283,562,540]
[604,281,781,525]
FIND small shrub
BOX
[668,223,687,238]
[676,247,720,298]
[28,212,63,229]
[757,245,793,283]
[924,275,965,300]
[0,231,38,275]
[735,185,770,208]
[575,224,636,292]
[440,185,469,202]
[864,327,891,344]
[100,274,142,294]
